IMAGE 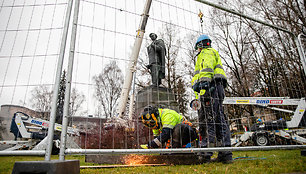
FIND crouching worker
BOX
[140,106,197,149]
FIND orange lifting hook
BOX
[198,9,203,23]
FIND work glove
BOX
[192,82,200,92]
[192,81,210,93]
[140,144,149,149]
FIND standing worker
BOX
[140,106,197,149]
[192,35,233,163]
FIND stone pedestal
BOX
[135,85,179,116]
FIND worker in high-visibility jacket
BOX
[140,106,197,149]
[192,34,232,163]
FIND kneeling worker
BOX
[140,106,197,148]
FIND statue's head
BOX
[149,33,157,41]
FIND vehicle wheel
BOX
[255,134,269,146]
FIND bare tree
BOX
[160,24,189,114]
[206,0,305,125]
[183,33,198,80]
[93,61,124,119]
[159,23,181,89]
[206,1,261,122]
[136,52,151,89]
[30,77,86,120]
[245,0,306,98]
[30,85,53,120]
[70,88,86,116]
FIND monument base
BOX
[136,85,179,116]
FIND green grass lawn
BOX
[0,150,305,174]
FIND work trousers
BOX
[172,123,197,148]
[198,82,232,159]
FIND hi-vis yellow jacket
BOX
[191,47,227,99]
[152,108,183,137]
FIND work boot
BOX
[212,153,233,164]
[211,157,233,164]
[197,152,211,164]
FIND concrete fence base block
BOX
[12,160,80,174]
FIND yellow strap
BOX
[140,144,148,149]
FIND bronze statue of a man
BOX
[147,33,166,86]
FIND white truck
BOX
[224,97,306,146]
[0,112,80,152]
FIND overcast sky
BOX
[0,0,212,116]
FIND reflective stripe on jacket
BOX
[152,108,183,136]
[191,47,227,97]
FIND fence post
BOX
[59,0,81,161]
[44,0,75,161]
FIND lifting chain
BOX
[198,9,204,33]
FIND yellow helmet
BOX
[140,106,160,129]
